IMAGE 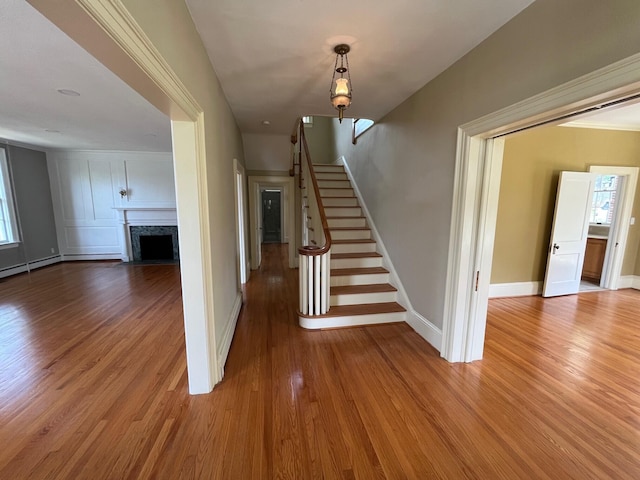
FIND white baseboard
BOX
[407,310,443,351]
[61,253,123,261]
[489,281,542,298]
[619,275,640,290]
[340,155,441,353]
[218,291,243,379]
[0,255,62,279]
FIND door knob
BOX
[552,243,560,253]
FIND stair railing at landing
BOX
[291,118,332,317]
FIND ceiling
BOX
[185,0,535,134]
[561,101,640,131]
[3,0,640,153]
[0,0,171,152]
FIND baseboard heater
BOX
[0,255,62,279]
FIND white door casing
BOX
[443,52,640,363]
[542,172,596,297]
[589,166,639,290]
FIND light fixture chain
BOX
[344,53,352,92]
[329,54,340,94]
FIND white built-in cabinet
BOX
[47,151,176,260]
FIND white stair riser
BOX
[299,311,405,329]
[327,218,366,228]
[316,172,348,180]
[331,257,382,269]
[330,229,371,240]
[321,197,359,207]
[321,188,355,197]
[331,272,389,286]
[318,180,352,188]
[325,207,361,217]
[330,291,397,306]
[313,165,345,173]
[331,243,377,254]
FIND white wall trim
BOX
[407,310,443,351]
[217,292,243,379]
[0,255,62,279]
[340,155,442,352]
[489,281,543,298]
[619,275,640,290]
[61,254,122,261]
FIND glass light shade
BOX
[331,94,351,109]
[334,78,350,96]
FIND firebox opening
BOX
[140,235,174,261]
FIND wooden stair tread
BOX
[331,284,397,295]
[331,267,388,276]
[319,302,406,317]
[332,252,382,259]
[332,239,376,244]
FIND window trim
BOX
[0,147,20,246]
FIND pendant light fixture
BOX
[330,44,352,123]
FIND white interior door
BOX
[542,171,597,297]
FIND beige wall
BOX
[492,126,640,284]
[304,116,336,164]
[332,0,640,330]
[242,133,291,172]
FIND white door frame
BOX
[589,166,639,290]
[233,158,249,285]
[259,186,285,243]
[248,175,296,269]
[442,52,640,363]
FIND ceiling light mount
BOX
[57,88,81,97]
[330,44,352,123]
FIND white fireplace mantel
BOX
[114,207,178,261]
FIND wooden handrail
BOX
[294,119,332,256]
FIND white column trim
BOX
[71,0,219,393]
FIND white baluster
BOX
[314,255,321,315]
[300,254,308,314]
[307,255,314,315]
[320,252,328,314]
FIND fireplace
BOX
[129,226,179,262]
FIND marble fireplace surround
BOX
[114,207,178,262]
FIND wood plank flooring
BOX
[1,246,640,479]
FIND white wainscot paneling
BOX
[56,158,90,221]
[64,226,120,249]
[89,160,119,220]
[124,158,176,207]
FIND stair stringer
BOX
[338,156,443,352]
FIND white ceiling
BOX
[186,0,535,134]
[0,0,171,152]
[561,101,640,131]
[5,0,640,153]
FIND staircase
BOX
[301,163,406,328]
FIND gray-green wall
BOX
[305,116,336,164]
[0,145,58,271]
[332,0,640,331]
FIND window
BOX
[351,118,375,144]
[0,147,19,246]
[589,174,618,224]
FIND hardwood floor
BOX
[1,248,640,479]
